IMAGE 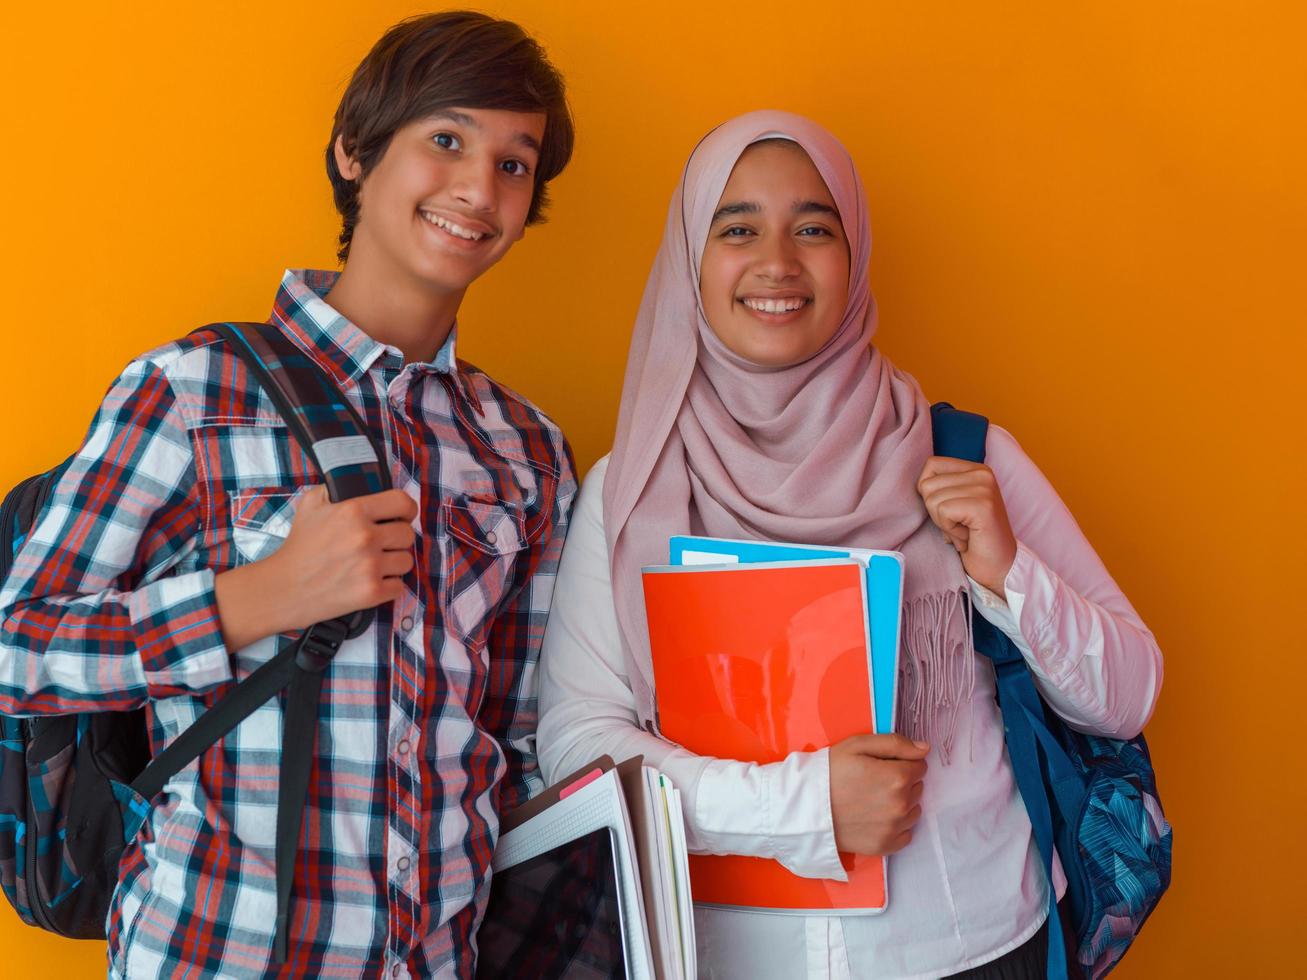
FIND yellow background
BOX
[2,1,1303,975]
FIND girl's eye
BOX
[500,159,531,177]
[798,225,834,237]
[721,226,755,238]
[433,132,461,151]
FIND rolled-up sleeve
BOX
[1,358,231,715]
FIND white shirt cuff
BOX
[966,572,1028,652]
[967,542,1065,690]
[693,747,849,881]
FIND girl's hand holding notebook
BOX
[829,733,929,856]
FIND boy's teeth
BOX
[743,297,807,313]
[423,212,486,241]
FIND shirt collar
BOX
[268,270,474,406]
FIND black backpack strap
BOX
[274,662,328,961]
[130,322,392,963]
[210,322,390,504]
[130,645,295,800]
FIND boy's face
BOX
[337,107,547,293]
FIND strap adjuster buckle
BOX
[295,618,351,672]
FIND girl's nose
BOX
[754,235,802,281]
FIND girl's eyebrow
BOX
[794,200,839,217]
[711,199,839,224]
[711,201,760,223]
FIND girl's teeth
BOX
[744,298,807,313]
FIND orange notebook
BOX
[642,558,888,914]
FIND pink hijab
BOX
[604,110,974,758]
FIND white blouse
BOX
[537,426,1162,979]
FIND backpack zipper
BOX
[34,466,59,515]
[0,473,47,564]
[20,721,62,935]
[4,471,70,934]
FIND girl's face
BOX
[698,141,850,368]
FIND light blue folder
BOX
[669,536,904,735]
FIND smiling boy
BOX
[0,11,575,978]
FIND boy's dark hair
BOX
[327,11,575,261]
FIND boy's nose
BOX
[450,162,498,213]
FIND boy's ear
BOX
[334,135,362,181]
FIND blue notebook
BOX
[669,536,904,735]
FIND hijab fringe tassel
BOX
[897,588,976,764]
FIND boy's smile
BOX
[418,209,496,245]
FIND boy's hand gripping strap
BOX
[930,402,1071,980]
[132,322,393,964]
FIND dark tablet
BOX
[476,827,630,979]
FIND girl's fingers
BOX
[917,469,988,498]
[918,456,979,479]
[923,493,995,543]
[920,486,988,509]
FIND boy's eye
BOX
[500,159,531,177]
[433,132,461,151]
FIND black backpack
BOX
[0,322,389,962]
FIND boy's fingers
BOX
[376,522,417,551]
[379,551,415,578]
[298,485,330,511]
[356,489,418,522]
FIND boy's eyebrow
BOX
[431,108,479,129]
[514,131,543,155]
[429,108,542,156]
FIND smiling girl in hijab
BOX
[537,110,1162,979]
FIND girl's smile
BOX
[737,292,813,321]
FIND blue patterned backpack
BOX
[931,403,1172,979]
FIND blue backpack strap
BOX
[930,401,1071,980]
[930,402,989,463]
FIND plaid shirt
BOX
[0,270,576,978]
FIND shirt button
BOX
[392,965,401,978]
[397,739,411,756]
[400,616,414,632]
[484,530,497,545]
[397,856,411,872]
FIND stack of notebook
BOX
[479,755,696,980]
[642,536,905,916]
